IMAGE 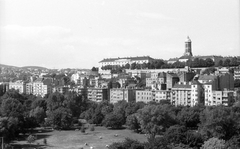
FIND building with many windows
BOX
[99,56,154,70]
[87,88,108,102]
[110,88,135,103]
[135,90,153,103]
[9,80,26,94]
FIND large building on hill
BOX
[99,56,154,70]
[168,37,223,64]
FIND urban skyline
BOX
[0,0,239,69]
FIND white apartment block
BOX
[171,82,192,106]
[110,88,135,103]
[32,81,52,97]
[135,90,153,103]
[9,81,26,94]
[154,90,170,102]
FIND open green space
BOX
[11,127,147,149]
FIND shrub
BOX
[27,135,36,144]
[81,126,86,133]
[43,138,47,145]
[90,125,95,131]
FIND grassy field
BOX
[11,127,147,149]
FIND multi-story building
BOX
[166,73,179,90]
[26,82,33,94]
[32,78,52,97]
[234,68,240,80]
[99,56,154,70]
[87,88,108,102]
[52,86,69,94]
[171,82,192,106]
[154,90,171,102]
[135,90,153,103]
[110,88,135,103]
[9,80,26,94]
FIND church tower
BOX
[184,36,193,56]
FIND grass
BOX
[11,126,147,149]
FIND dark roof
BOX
[179,55,192,59]
[198,75,217,81]
[173,83,191,89]
[99,56,153,63]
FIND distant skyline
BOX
[0,0,239,69]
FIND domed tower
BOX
[184,36,193,56]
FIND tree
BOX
[29,107,46,125]
[0,117,19,142]
[27,135,36,144]
[130,62,136,70]
[109,138,144,149]
[125,63,130,69]
[126,114,141,133]
[199,106,240,140]
[205,58,215,67]
[177,106,201,128]
[91,67,98,71]
[223,59,231,67]
[234,79,240,88]
[102,112,125,129]
[46,107,73,129]
[137,105,177,142]
[201,137,226,149]
[1,98,24,118]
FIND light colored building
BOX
[32,78,52,97]
[135,90,153,103]
[234,68,240,80]
[110,88,135,103]
[9,80,26,94]
[99,56,154,70]
[26,82,33,94]
[87,88,108,102]
[171,82,192,106]
[154,90,171,102]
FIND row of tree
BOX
[100,57,240,72]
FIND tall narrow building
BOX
[184,36,193,56]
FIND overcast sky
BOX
[0,0,239,69]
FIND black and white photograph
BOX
[0,0,240,148]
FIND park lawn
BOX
[12,126,147,149]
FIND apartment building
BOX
[171,82,192,106]
[135,90,153,103]
[87,88,108,102]
[9,80,26,94]
[154,90,171,102]
[110,88,135,103]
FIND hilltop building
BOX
[99,56,154,70]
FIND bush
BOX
[81,126,86,133]
[90,125,95,131]
[27,135,36,144]
[43,138,47,145]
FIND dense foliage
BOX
[0,90,240,148]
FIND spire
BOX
[185,36,191,42]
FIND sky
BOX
[0,0,239,69]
